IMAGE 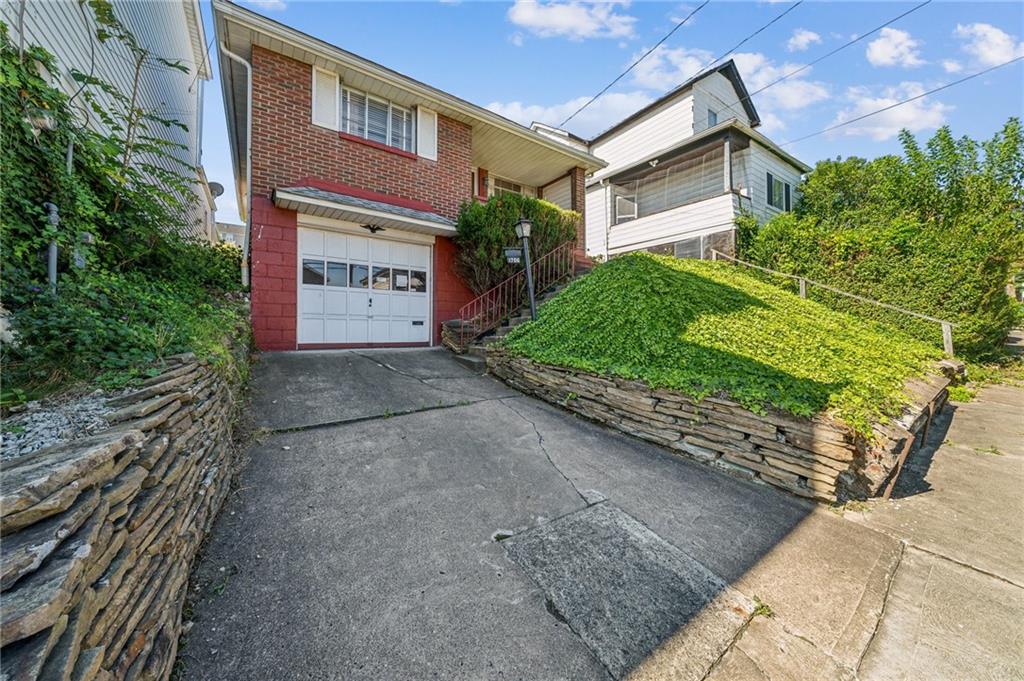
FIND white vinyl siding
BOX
[2,0,212,237]
[584,186,608,259]
[542,176,572,210]
[591,92,695,180]
[692,71,752,134]
[732,141,803,222]
[607,194,738,255]
[416,107,438,160]
[312,68,338,128]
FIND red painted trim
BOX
[297,342,430,350]
[337,131,419,160]
[294,176,436,213]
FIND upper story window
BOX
[312,67,420,155]
[707,109,718,127]
[766,172,792,211]
[341,87,414,152]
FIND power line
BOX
[779,56,1024,147]
[558,0,711,127]
[747,0,932,100]
[691,0,934,128]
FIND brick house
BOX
[213,0,604,351]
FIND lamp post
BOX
[514,215,538,321]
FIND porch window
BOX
[611,145,725,224]
[493,178,523,197]
[337,84,415,153]
[766,172,791,211]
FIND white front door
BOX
[298,228,431,345]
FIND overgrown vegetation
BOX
[736,120,1024,360]
[0,16,244,403]
[454,193,579,294]
[502,253,941,436]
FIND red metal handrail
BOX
[446,241,575,351]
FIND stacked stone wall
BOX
[487,349,951,502]
[1,344,249,680]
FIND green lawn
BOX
[502,253,942,435]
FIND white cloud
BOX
[942,59,963,74]
[830,82,951,140]
[954,23,1024,67]
[866,28,925,67]
[669,3,699,26]
[510,32,524,47]
[486,91,653,138]
[507,0,636,41]
[786,28,821,52]
[630,45,712,91]
[245,0,286,10]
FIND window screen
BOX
[366,97,389,144]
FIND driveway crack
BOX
[352,351,476,400]
[501,398,589,506]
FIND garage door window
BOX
[410,270,427,293]
[326,262,347,287]
[302,260,325,285]
[392,269,409,291]
[372,266,391,290]
[350,264,369,288]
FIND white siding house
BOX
[2,0,215,239]
[580,60,809,259]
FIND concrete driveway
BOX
[181,349,1023,681]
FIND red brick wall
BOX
[249,197,298,351]
[570,167,589,267]
[250,46,473,220]
[433,236,474,344]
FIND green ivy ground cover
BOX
[502,253,941,436]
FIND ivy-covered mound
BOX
[502,253,941,436]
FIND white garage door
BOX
[298,228,431,345]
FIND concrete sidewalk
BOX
[179,350,1024,680]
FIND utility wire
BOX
[558,0,711,127]
[689,0,803,79]
[690,0,934,129]
[779,56,1024,147]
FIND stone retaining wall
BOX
[1,345,249,680]
[487,349,953,503]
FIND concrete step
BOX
[453,353,486,374]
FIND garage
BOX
[297,226,431,346]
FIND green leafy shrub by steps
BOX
[454,193,579,294]
[0,19,245,399]
[502,253,941,436]
[736,121,1024,360]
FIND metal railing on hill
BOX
[710,250,956,356]
[443,241,575,352]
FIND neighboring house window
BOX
[615,194,637,224]
[766,172,791,211]
[341,86,414,153]
[493,178,523,196]
[708,109,718,127]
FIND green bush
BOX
[736,121,1024,360]
[0,19,245,399]
[503,253,940,436]
[454,193,579,294]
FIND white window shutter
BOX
[312,68,337,129]
[417,107,437,160]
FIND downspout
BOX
[219,42,252,287]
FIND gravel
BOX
[1,389,125,461]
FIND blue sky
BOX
[200,1,1024,225]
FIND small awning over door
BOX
[274,183,457,237]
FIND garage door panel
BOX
[301,289,324,315]
[391,243,410,266]
[410,320,428,342]
[300,229,324,257]
[408,296,428,317]
[390,294,409,317]
[347,319,369,343]
[299,317,324,344]
[348,235,369,262]
[373,294,390,317]
[371,239,390,264]
[410,245,429,268]
[324,318,347,343]
[326,232,347,259]
[325,289,347,315]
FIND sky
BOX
[199,0,1024,225]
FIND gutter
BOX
[219,41,252,287]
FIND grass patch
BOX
[502,253,941,436]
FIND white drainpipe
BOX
[220,42,252,287]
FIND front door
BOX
[298,227,431,345]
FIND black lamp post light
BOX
[510,214,537,321]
